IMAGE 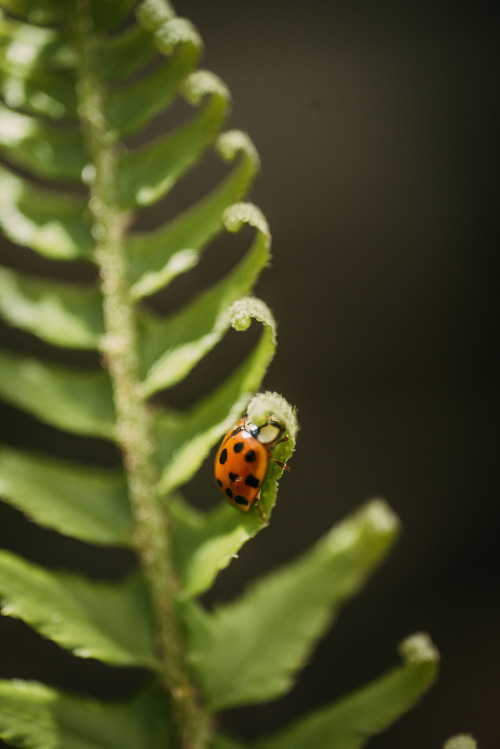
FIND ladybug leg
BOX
[270,436,290,470]
[272,459,290,471]
[254,493,268,524]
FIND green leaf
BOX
[0,267,102,349]
[0,165,93,260]
[0,352,115,438]
[0,103,86,181]
[254,634,439,749]
[156,298,277,495]
[140,203,271,395]
[106,38,197,139]
[128,131,260,300]
[96,24,157,82]
[0,681,170,749]
[171,394,298,597]
[88,0,137,32]
[0,60,77,119]
[0,552,157,668]
[0,447,131,546]
[184,500,400,709]
[171,498,261,599]
[0,15,76,69]
[117,70,229,208]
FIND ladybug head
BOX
[243,414,286,446]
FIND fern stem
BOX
[71,2,210,746]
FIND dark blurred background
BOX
[0,1,498,747]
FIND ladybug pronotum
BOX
[214,414,288,521]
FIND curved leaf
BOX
[255,634,439,749]
[156,298,277,495]
[0,67,75,118]
[0,681,170,749]
[0,103,86,181]
[0,447,131,546]
[117,70,229,208]
[96,24,158,82]
[184,500,400,709]
[0,552,157,668]
[171,498,261,600]
[128,131,260,299]
[0,15,76,69]
[171,394,298,598]
[0,267,102,348]
[140,203,270,395]
[106,36,198,139]
[0,352,115,438]
[0,164,93,259]
[0,60,77,119]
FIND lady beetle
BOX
[214,414,288,521]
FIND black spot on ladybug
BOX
[219,448,228,465]
[234,442,244,453]
[245,450,256,462]
[245,474,259,488]
[234,495,249,506]
[216,479,223,487]
[229,472,238,482]
[225,487,233,499]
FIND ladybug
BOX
[214,414,288,521]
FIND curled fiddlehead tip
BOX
[137,1,202,56]
[229,297,276,339]
[136,0,176,27]
[216,130,261,170]
[247,390,299,443]
[183,70,229,106]
[399,632,440,665]
[223,202,270,244]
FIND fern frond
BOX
[0,1,282,745]
[0,1,443,748]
